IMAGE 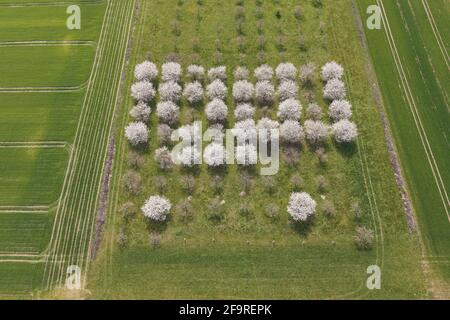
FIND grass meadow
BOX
[357,0,449,287]
[89,0,427,299]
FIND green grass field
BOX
[357,0,449,287]
[88,0,428,299]
[0,0,109,298]
[0,44,95,88]
[0,147,68,206]
[0,212,53,253]
[0,91,85,141]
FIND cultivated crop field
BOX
[357,0,449,289]
[0,0,135,298]
[88,0,429,299]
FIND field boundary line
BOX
[0,253,44,257]
[52,0,128,287]
[0,1,103,8]
[0,259,44,264]
[0,206,48,211]
[0,141,67,148]
[378,0,449,222]
[82,0,135,287]
[105,0,148,291]
[0,40,97,48]
[42,0,135,290]
[52,0,123,286]
[42,0,112,289]
[0,210,48,214]
[0,82,89,93]
[71,0,134,288]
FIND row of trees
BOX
[321,62,358,143]
[140,190,319,226]
[126,61,360,161]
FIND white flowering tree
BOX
[157,124,173,145]
[233,119,257,144]
[125,122,149,146]
[204,143,226,167]
[129,101,151,122]
[161,62,182,82]
[234,103,255,121]
[278,98,302,122]
[154,146,174,170]
[206,79,228,100]
[299,62,316,85]
[232,80,254,102]
[159,81,182,102]
[235,144,258,166]
[131,81,155,102]
[142,196,172,221]
[276,63,297,82]
[329,100,352,122]
[307,103,323,120]
[304,120,329,145]
[178,145,202,167]
[255,81,275,105]
[183,81,204,104]
[177,122,202,144]
[323,78,346,101]
[321,61,344,82]
[187,64,205,81]
[332,119,358,143]
[280,120,303,144]
[156,101,180,125]
[257,117,279,144]
[208,66,227,82]
[287,192,317,222]
[206,99,228,123]
[255,64,274,82]
[278,80,298,101]
[134,61,158,81]
[234,67,249,80]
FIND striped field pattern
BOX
[42,0,135,291]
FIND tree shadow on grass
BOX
[334,141,358,158]
[238,165,257,176]
[145,216,170,234]
[180,165,201,177]
[131,143,150,156]
[207,164,229,177]
[290,217,315,238]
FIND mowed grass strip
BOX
[0,91,84,142]
[96,244,371,299]
[0,2,105,42]
[0,44,95,88]
[0,212,52,253]
[357,0,450,276]
[0,147,68,206]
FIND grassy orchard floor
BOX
[89,0,426,299]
